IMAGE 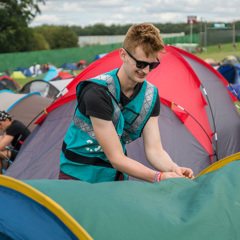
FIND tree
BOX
[34,25,79,49]
[0,0,45,53]
[51,26,78,49]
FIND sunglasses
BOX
[123,48,160,70]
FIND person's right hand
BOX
[161,172,185,180]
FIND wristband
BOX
[155,171,163,182]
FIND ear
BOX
[119,48,126,61]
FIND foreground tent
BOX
[5,46,240,180]
[1,156,240,239]
[0,91,53,132]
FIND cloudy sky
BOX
[30,0,239,28]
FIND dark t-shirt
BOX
[77,82,160,120]
[6,120,31,151]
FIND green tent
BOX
[1,154,240,239]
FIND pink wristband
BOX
[155,172,163,182]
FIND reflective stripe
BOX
[94,74,120,128]
[73,115,96,140]
[75,73,155,144]
[94,74,117,98]
[122,82,155,143]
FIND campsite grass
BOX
[194,42,240,63]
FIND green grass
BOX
[194,42,240,63]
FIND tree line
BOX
[1,0,239,53]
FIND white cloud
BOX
[29,0,239,27]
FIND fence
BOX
[0,33,200,73]
[0,43,122,73]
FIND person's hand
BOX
[161,171,185,180]
[173,166,194,179]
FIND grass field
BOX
[194,42,240,63]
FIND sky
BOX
[29,0,240,28]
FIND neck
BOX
[117,67,137,98]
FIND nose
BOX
[142,65,151,74]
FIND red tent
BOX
[0,76,21,91]
[6,46,240,180]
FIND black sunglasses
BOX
[123,48,160,70]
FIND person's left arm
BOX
[0,134,14,151]
[142,116,194,179]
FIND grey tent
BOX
[0,91,53,132]
[5,46,240,180]
[20,80,60,99]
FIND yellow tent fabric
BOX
[10,71,26,79]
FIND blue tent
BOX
[218,63,240,99]
[1,154,240,240]
[15,67,32,77]
[60,63,78,70]
[94,53,107,61]
[44,67,59,82]
[218,63,240,85]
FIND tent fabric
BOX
[20,80,60,99]
[51,72,74,81]
[0,91,40,111]
[60,63,78,70]
[6,100,76,179]
[0,91,53,133]
[173,47,240,160]
[15,67,32,77]
[94,53,107,61]
[222,55,240,65]
[10,71,26,79]
[20,159,240,240]
[5,46,240,180]
[0,175,92,240]
[0,76,20,91]
[218,63,240,85]
[43,67,59,82]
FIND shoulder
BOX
[6,120,26,135]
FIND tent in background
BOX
[77,60,89,69]
[20,80,60,99]
[94,53,107,61]
[10,71,26,80]
[218,63,240,99]
[0,91,53,132]
[218,63,240,85]
[0,76,20,91]
[15,67,32,77]
[20,79,73,99]
[5,46,240,180]
[51,72,74,81]
[60,63,78,70]
[222,55,240,65]
[43,67,59,82]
